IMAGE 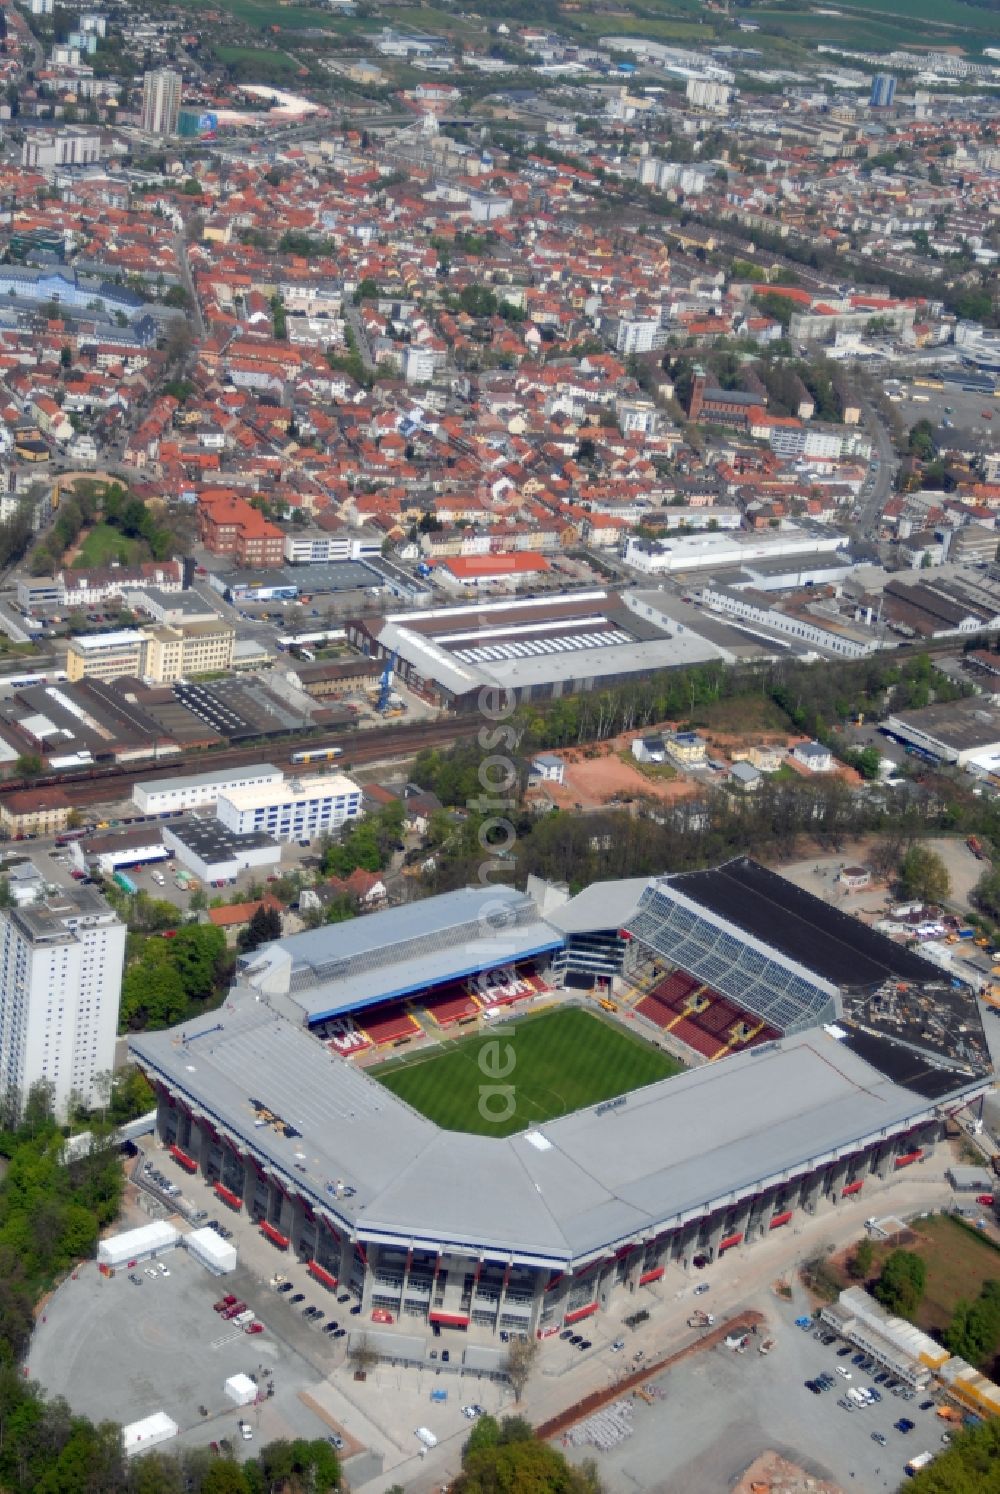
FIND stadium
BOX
[130,860,991,1345]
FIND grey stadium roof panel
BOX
[130,1011,984,1268]
[238,885,563,1021]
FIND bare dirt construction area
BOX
[537,740,701,811]
[774,835,984,917]
[735,1450,841,1494]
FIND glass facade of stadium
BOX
[148,1078,946,1338]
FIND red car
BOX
[977,1194,995,1206]
[245,1321,264,1335]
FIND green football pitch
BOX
[372,1006,682,1137]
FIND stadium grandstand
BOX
[128,862,991,1349]
[623,858,990,1090]
[234,885,562,1052]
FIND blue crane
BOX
[377,650,398,713]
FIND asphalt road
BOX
[855,397,899,538]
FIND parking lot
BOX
[560,1292,953,1493]
[892,379,998,452]
[29,1243,341,1460]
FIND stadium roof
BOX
[130,1012,984,1268]
[238,885,564,1022]
[661,858,944,990]
[546,878,650,935]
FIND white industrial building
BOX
[162,818,281,884]
[0,886,126,1117]
[186,1226,237,1275]
[133,764,283,818]
[225,1374,257,1407]
[122,1412,178,1458]
[882,700,1000,768]
[97,1220,179,1269]
[624,528,848,579]
[216,773,363,843]
[623,530,853,591]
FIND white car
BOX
[144,1268,158,1278]
[462,1405,485,1420]
[836,1366,852,1380]
[239,1421,253,1441]
[157,1264,170,1277]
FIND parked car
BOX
[836,1367,852,1380]
[872,1432,887,1446]
[693,1284,710,1296]
[129,1273,143,1285]
[246,1322,264,1336]
[238,1421,253,1441]
[290,1293,305,1304]
[277,1282,293,1294]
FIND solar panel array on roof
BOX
[452,630,632,665]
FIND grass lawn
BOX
[621,750,678,782]
[690,694,791,736]
[71,523,145,569]
[858,1214,1000,1351]
[373,1005,682,1137]
[213,44,300,73]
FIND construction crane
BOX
[377,650,398,714]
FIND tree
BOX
[13,754,42,778]
[945,1280,1000,1368]
[899,844,950,906]
[848,1236,874,1280]
[906,1415,1000,1492]
[504,1335,539,1403]
[908,418,937,463]
[455,1440,600,1494]
[237,903,282,954]
[874,1249,927,1317]
[348,1333,378,1375]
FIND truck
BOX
[113,870,138,895]
[967,836,987,860]
[687,1310,715,1328]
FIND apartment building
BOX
[198,495,285,567]
[0,787,73,838]
[66,622,235,684]
[21,128,102,171]
[140,68,181,137]
[0,886,126,1115]
[215,773,363,843]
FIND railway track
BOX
[0,716,479,811]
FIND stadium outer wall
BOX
[146,1077,949,1340]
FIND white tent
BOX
[186,1227,237,1274]
[122,1412,179,1457]
[98,1221,178,1269]
[225,1373,257,1407]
